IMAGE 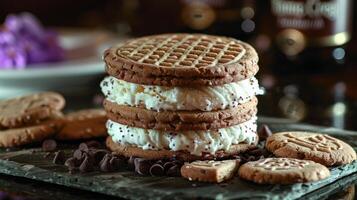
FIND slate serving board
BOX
[0,117,357,200]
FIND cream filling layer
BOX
[101,76,263,111]
[107,117,257,156]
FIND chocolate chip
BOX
[127,156,136,170]
[166,165,181,177]
[171,160,183,166]
[258,124,273,141]
[73,149,84,160]
[149,163,164,176]
[93,149,109,164]
[134,158,151,175]
[42,139,57,152]
[155,160,164,165]
[64,157,77,170]
[99,154,113,172]
[53,151,65,165]
[78,143,89,151]
[79,155,94,173]
[163,161,175,172]
[249,148,264,156]
[247,156,256,161]
[110,156,125,170]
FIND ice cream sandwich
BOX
[101,33,263,161]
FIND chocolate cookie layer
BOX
[104,34,259,87]
[104,97,258,131]
[106,136,258,162]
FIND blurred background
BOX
[0,0,356,130]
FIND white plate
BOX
[0,30,124,98]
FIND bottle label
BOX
[271,0,352,47]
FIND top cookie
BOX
[104,34,259,86]
[0,92,65,129]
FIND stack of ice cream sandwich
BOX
[101,33,263,161]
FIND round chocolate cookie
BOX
[56,109,108,140]
[0,92,65,129]
[0,120,63,147]
[104,97,257,131]
[238,158,330,184]
[104,34,259,87]
[106,136,257,162]
[266,132,357,166]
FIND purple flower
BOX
[0,12,64,69]
[0,45,26,69]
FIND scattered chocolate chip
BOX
[42,139,57,152]
[93,149,109,164]
[53,151,65,165]
[258,124,273,141]
[79,155,94,173]
[149,164,164,176]
[73,149,84,160]
[78,143,89,151]
[163,161,175,172]
[134,158,151,175]
[247,156,256,161]
[127,156,136,170]
[171,160,183,166]
[166,165,181,177]
[155,160,163,165]
[99,154,113,172]
[65,158,77,170]
[249,148,264,156]
[110,156,125,170]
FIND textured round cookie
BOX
[0,92,65,129]
[106,136,257,162]
[239,158,330,184]
[0,120,63,147]
[103,97,257,131]
[266,132,357,166]
[104,33,259,87]
[56,109,108,140]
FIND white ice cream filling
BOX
[107,117,257,156]
[101,76,263,111]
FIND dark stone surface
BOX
[0,117,356,200]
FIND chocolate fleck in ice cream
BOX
[101,33,263,161]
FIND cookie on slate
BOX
[0,92,65,129]
[181,160,240,183]
[0,120,63,147]
[238,157,330,184]
[266,132,357,166]
[106,136,257,162]
[104,33,259,87]
[104,97,257,131]
[56,109,108,140]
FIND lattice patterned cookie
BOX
[104,34,259,86]
[266,132,357,166]
[239,158,330,184]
